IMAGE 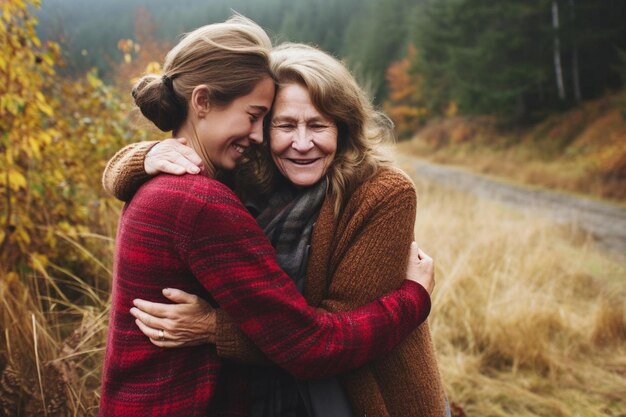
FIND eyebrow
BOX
[249,105,269,113]
[271,115,330,123]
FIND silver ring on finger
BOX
[158,329,165,342]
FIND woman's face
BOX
[269,83,338,187]
[196,76,275,171]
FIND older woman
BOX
[103,43,448,416]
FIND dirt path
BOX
[398,156,626,261]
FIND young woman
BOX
[99,18,435,417]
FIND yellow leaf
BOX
[39,101,54,117]
[8,169,27,190]
[86,70,102,89]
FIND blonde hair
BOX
[132,15,273,132]
[240,43,395,215]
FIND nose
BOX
[249,119,264,144]
[292,126,314,152]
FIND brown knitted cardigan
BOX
[102,141,448,417]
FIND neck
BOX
[175,122,216,179]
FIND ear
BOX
[190,85,211,118]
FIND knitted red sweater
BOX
[99,173,430,417]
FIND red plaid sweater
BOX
[99,173,431,417]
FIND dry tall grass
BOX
[0,207,119,416]
[410,174,626,416]
[1,173,625,416]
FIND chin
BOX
[288,175,323,188]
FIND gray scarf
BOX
[255,179,327,293]
[249,179,354,417]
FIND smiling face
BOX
[269,83,338,187]
[193,76,275,171]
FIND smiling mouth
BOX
[233,144,248,154]
[287,158,321,165]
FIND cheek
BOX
[319,132,338,156]
[269,132,291,156]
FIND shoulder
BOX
[350,167,416,208]
[335,167,416,225]
[134,174,245,214]
[142,174,239,200]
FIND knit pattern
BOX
[215,168,448,417]
[99,173,431,417]
[102,140,159,201]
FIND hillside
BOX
[398,91,626,202]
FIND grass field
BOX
[412,176,626,416]
[1,172,625,416]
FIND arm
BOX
[319,175,418,310]
[320,175,446,417]
[102,138,203,201]
[178,179,431,380]
[212,172,424,367]
[131,175,432,367]
[211,243,431,366]
[102,141,159,201]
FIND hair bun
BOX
[131,74,186,132]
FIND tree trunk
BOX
[552,0,566,101]
[569,0,582,103]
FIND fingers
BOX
[156,155,200,175]
[133,298,177,319]
[135,319,185,348]
[144,138,203,175]
[406,241,435,295]
[150,339,186,348]
[157,160,189,175]
[178,145,203,167]
[162,288,199,305]
[411,242,431,262]
[130,306,171,330]
[417,248,432,263]
[135,318,162,340]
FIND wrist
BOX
[206,310,217,344]
[143,141,162,175]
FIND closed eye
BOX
[249,113,263,122]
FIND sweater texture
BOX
[102,142,447,416]
[99,173,430,417]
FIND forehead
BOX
[272,83,332,122]
[274,83,318,113]
[237,76,275,109]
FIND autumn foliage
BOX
[383,45,429,139]
[1,1,151,413]
[112,6,170,90]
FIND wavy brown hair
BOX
[237,43,396,215]
[131,15,273,133]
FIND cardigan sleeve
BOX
[319,176,418,310]
[102,141,159,201]
[314,174,439,417]
[179,178,431,380]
